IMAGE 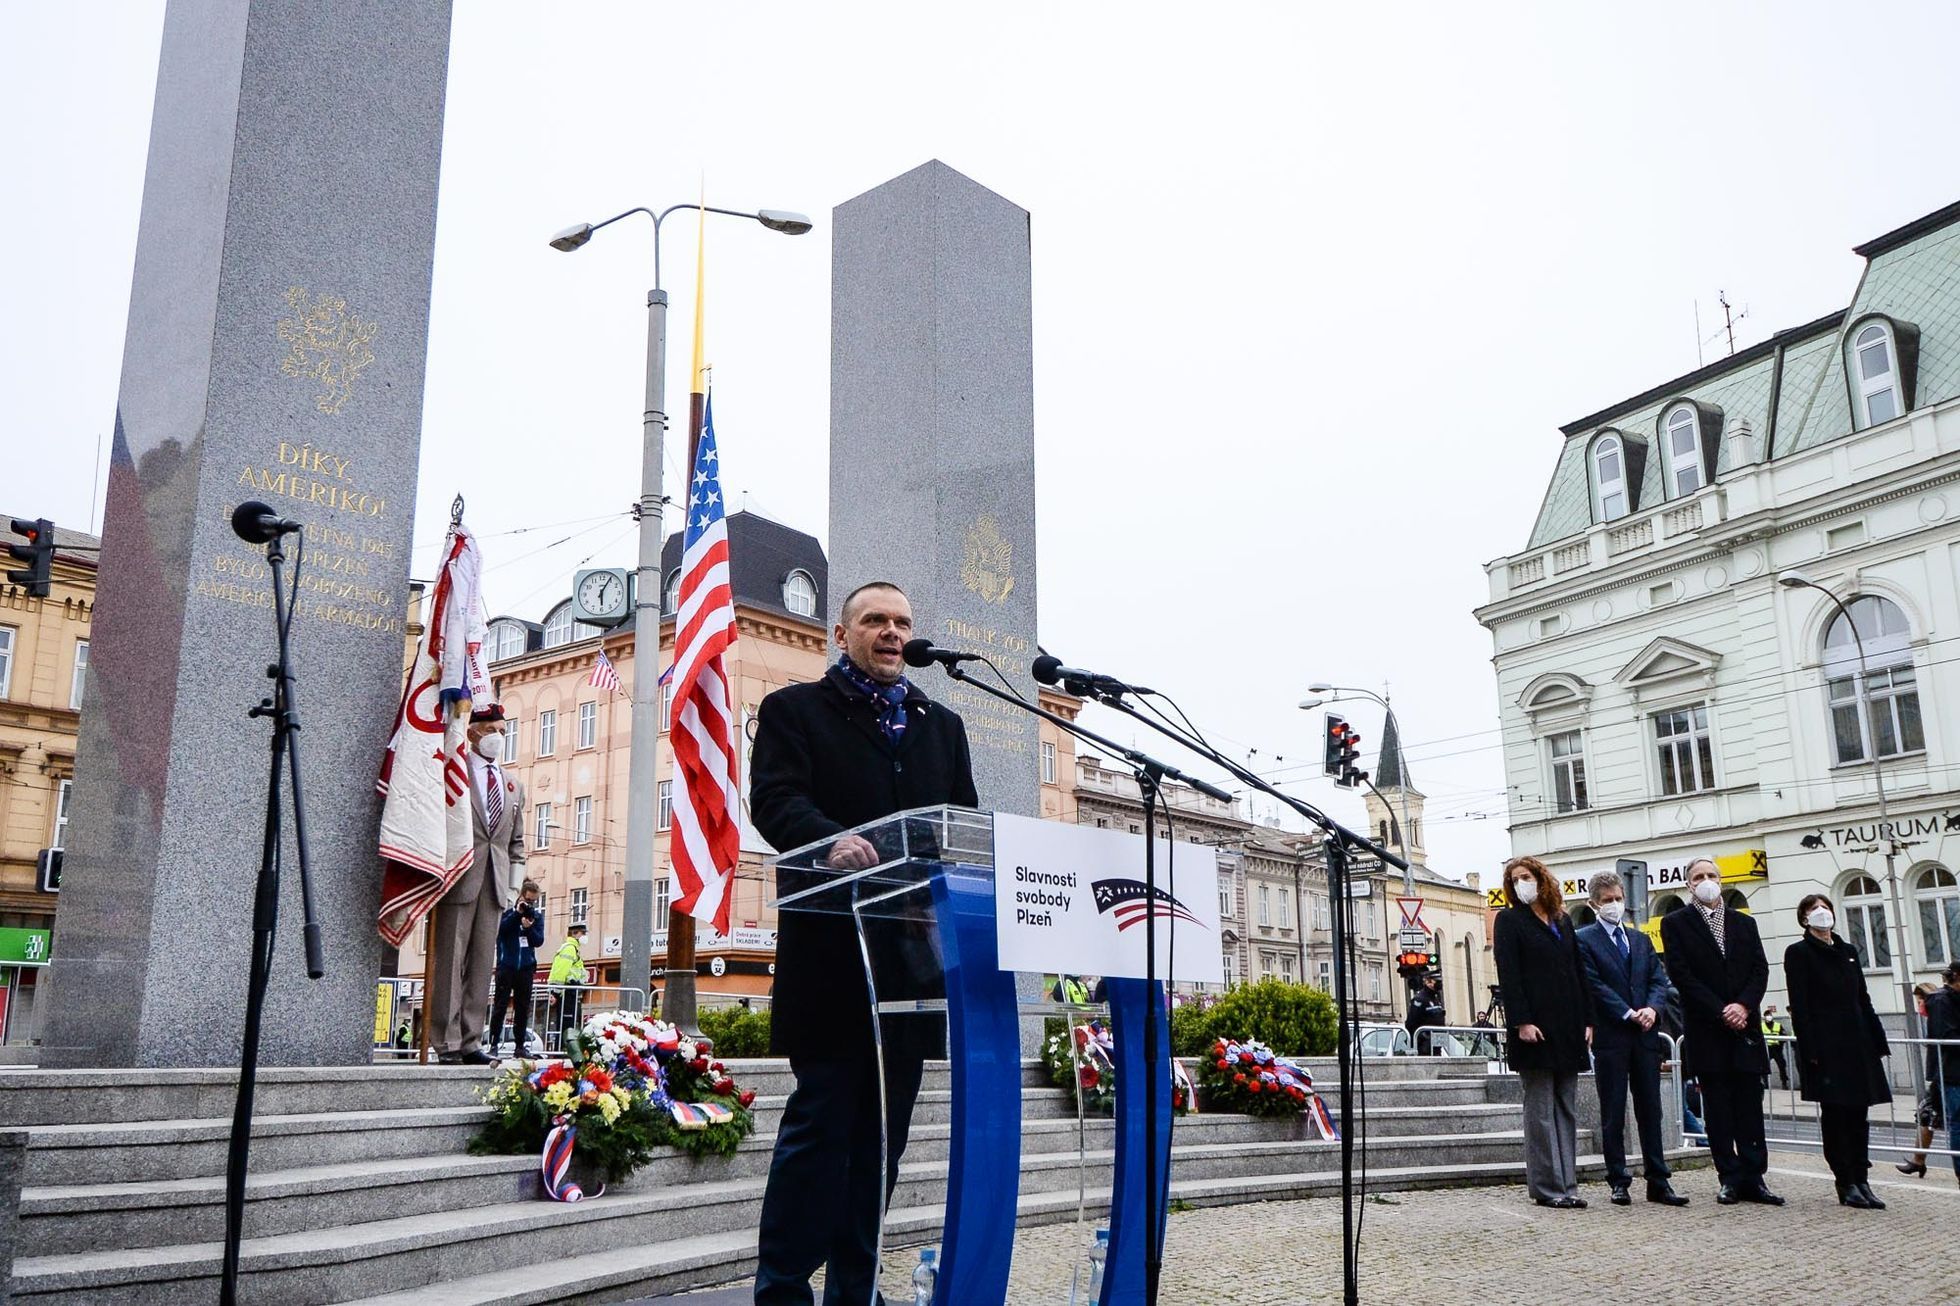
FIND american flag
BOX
[667,396,742,935]
[588,647,621,695]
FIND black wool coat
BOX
[1658,904,1770,1078]
[1783,933,1890,1107]
[1492,906,1592,1075]
[749,666,978,1061]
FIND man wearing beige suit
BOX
[428,704,527,1064]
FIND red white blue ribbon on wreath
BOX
[541,1120,603,1202]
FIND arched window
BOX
[664,568,683,613]
[1823,596,1922,764]
[1722,888,1750,913]
[542,602,576,648]
[1853,322,1901,426]
[1839,874,1890,970]
[1662,403,1704,497]
[1592,434,1629,522]
[782,569,818,617]
[1914,865,1960,966]
[1570,903,1597,927]
[1653,893,1686,917]
[486,619,528,663]
[542,603,601,650]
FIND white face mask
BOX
[475,732,505,762]
[1807,907,1835,932]
[1595,900,1626,926]
[1512,877,1538,905]
[1692,879,1722,905]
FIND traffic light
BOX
[1323,713,1366,789]
[1395,949,1428,977]
[36,848,62,894]
[7,518,53,599]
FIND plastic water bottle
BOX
[911,1247,937,1306]
[1068,1228,1109,1305]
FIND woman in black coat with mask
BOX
[1493,856,1593,1208]
[1784,891,1892,1209]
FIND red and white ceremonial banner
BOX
[376,519,492,947]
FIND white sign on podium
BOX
[991,813,1223,984]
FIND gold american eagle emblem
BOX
[959,514,1015,605]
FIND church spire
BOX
[1376,709,1411,791]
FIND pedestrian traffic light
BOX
[7,518,53,599]
[1395,950,1428,977]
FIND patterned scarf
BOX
[836,656,910,744]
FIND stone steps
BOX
[14,1125,1598,1306]
[16,1098,1532,1253]
[22,1105,492,1186]
[339,1147,1698,1306]
[3,1054,1527,1302]
[0,1065,498,1126]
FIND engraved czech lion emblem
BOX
[277,287,377,415]
[959,514,1015,605]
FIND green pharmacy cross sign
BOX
[0,928,53,967]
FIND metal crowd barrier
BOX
[373,981,649,1060]
[1667,1032,1959,1163]
[1412,1024,1508,1062]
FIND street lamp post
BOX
[550,202,810,1027]
[1778,571,1921,1044]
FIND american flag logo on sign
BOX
[1091,878,1203,933]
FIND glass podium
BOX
[769,805,1171,1306]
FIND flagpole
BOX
[662,205,711,1034]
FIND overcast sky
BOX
[7,2,1960,883]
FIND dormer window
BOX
[782,569,817,617]
[486,619,528,662]
[1663,404,1703,496]
[1592,434,1629,522]
[1854,322,1901,426]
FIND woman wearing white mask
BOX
[1493,855,1593,1208]
[1784,892,1892,1209]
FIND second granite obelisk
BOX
[41,0,452,1067]
[828,161,1041,816]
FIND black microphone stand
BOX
[1070,684,1405,1306]
[933,663,1226,1305]
[221,527,325,1305]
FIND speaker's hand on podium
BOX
[827,834,880,870]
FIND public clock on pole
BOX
[571,567,631,627]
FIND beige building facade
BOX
[0,519,97,1042]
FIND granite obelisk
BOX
[829,162,1043,1048]
[42,0,453,1067]
[828,161,1041,815]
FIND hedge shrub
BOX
[1200,979,1336,1059]
[696,1005,772,1057]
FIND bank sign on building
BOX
[1477,201,1960,1025]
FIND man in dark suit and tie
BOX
[1576,868,1687,1207]
[1658,858,1782,1206]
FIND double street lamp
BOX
[1778,570,1920,1041]
[549,201,811,1028]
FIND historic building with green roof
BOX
[1476,200,1960,1029]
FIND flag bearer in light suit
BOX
[427,704,525,1064]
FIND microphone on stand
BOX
[1030,653,1152,697]
[902,638,985,669]
[231,500,303,544]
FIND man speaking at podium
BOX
[750,580,978,1306]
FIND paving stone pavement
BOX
[647,1149,1960,1304]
